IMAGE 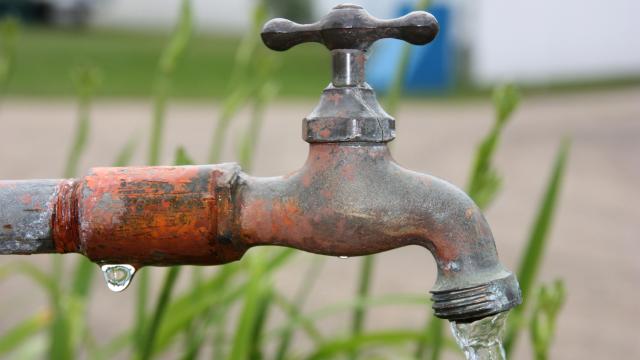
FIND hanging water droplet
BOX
[339,256,349,259]
[101,264,136,292]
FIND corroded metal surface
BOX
[0,180,62,254]
[0,4,520,322]
[237,143,520,321]
[303,83,395,143]
[76,164,244,267]
[261,4,438,52]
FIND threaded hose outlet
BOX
[431,273,521,322]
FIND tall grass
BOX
[0,2,570,359]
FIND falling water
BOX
[450,312,508,360]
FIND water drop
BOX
[450,312,508,360]
[339,256,349,259]
[101,264,136,292]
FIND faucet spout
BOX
[237,143,521,321]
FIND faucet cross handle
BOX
[261,3,439,52]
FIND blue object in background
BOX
[366,4,453,93]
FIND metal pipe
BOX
[0,143,519,321]
[0,179,64,254]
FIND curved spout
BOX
[237,143,521,321]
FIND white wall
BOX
[466,0,640,85]
[91,0,253,33]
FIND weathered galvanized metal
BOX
[0,4,521,322]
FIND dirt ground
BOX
[0,87,639,359]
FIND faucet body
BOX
[0,4,521,322]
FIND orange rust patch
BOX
[319,128,331,138]
[80,165,243,266]
[52,180,80,253]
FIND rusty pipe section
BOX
[0,144,519,321]
[0,164,245,266]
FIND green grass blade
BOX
[274,256,325,359]
[174,146,195,166]
[350,255,375,359]
[0,311,50,356]
[153,250,296,353]
[466,84,520,209]
[211,310,228,360]
[530,280,565,360]
[238,81,278,170]
[414,317,444,360]
[113,135,139,167]
[5,259,59,357]
[207,2,269,164]
[49,295,72,360]
[208,87,250,163]
[148,73,169,166]
[180,308,223,360]
[249,286,274,359]
[268,294,429,343]
[272,291,325,348]
[8,261,56,293]
[228,254,269,360]
[147,0,192,166]
[503,139,571,355]
[307,329,458,360]
[64,65,101,178]
[138,267,181,360]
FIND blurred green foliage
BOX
[0,16,18,92]
[3,26,327,98]
[529,280,565,360]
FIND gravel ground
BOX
[0,87,638,359]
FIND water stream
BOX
[450,312,508,360]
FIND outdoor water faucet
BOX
[0,4,520,322]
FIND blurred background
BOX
[0,0,638,359]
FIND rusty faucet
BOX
[0,4,520,322]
